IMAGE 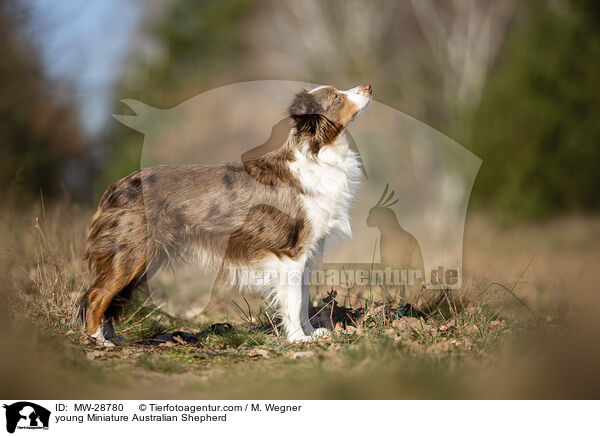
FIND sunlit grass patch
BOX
[210,330,269,349]
[137,353,189,374]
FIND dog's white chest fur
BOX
[289,133,362,243]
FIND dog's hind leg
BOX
[101,318,127,343]
[84,258,147,347]
[100,274,150,343]
[84,277,127,347]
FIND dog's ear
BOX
[289,90,321,117]
[289,89,342,153]
[289,90,324,135]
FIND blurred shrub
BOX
[0,1,86,203]
[459,1,600,221]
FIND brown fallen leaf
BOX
[490,320,506,331]
[345,325,358,334]
[248,349,270,358]
[392,317,424,336]
[173,335,187,345]
[159,341,176,347]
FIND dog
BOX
[76,83,373,346]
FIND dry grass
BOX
[2,200,599,399]
[2,200,87,331]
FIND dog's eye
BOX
[333,94,339,100]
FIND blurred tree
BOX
[459,0,600,221]
[99,0,254,197]
[410,0,517,113]
[0,0,86,203]
[248,0,516,126]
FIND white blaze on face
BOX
[340,86,372,111]
[309,85,372,109]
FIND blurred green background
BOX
[1,0,599,222]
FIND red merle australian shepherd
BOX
[76,84,373,346]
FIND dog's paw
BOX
[94,336,116,348]
[286,328,331,343]
[90,327,116,348]
[102,319,127,343]
[106,333,127,344]
[310,328,330,339]
[287,334,312,343]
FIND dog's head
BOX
[289,84,372,154]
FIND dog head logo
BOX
[3,402,50,433]
[113,80,480,316]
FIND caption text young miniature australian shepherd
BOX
[76,84,373,346]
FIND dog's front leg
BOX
[278,280,309,342]
[276,259,329,342]
[269,255,329,342]
[270,257,309,342]
[300,279,316,335]
[300,242,330,338]
[300,279,330,340]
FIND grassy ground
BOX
[2,200,599,399]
